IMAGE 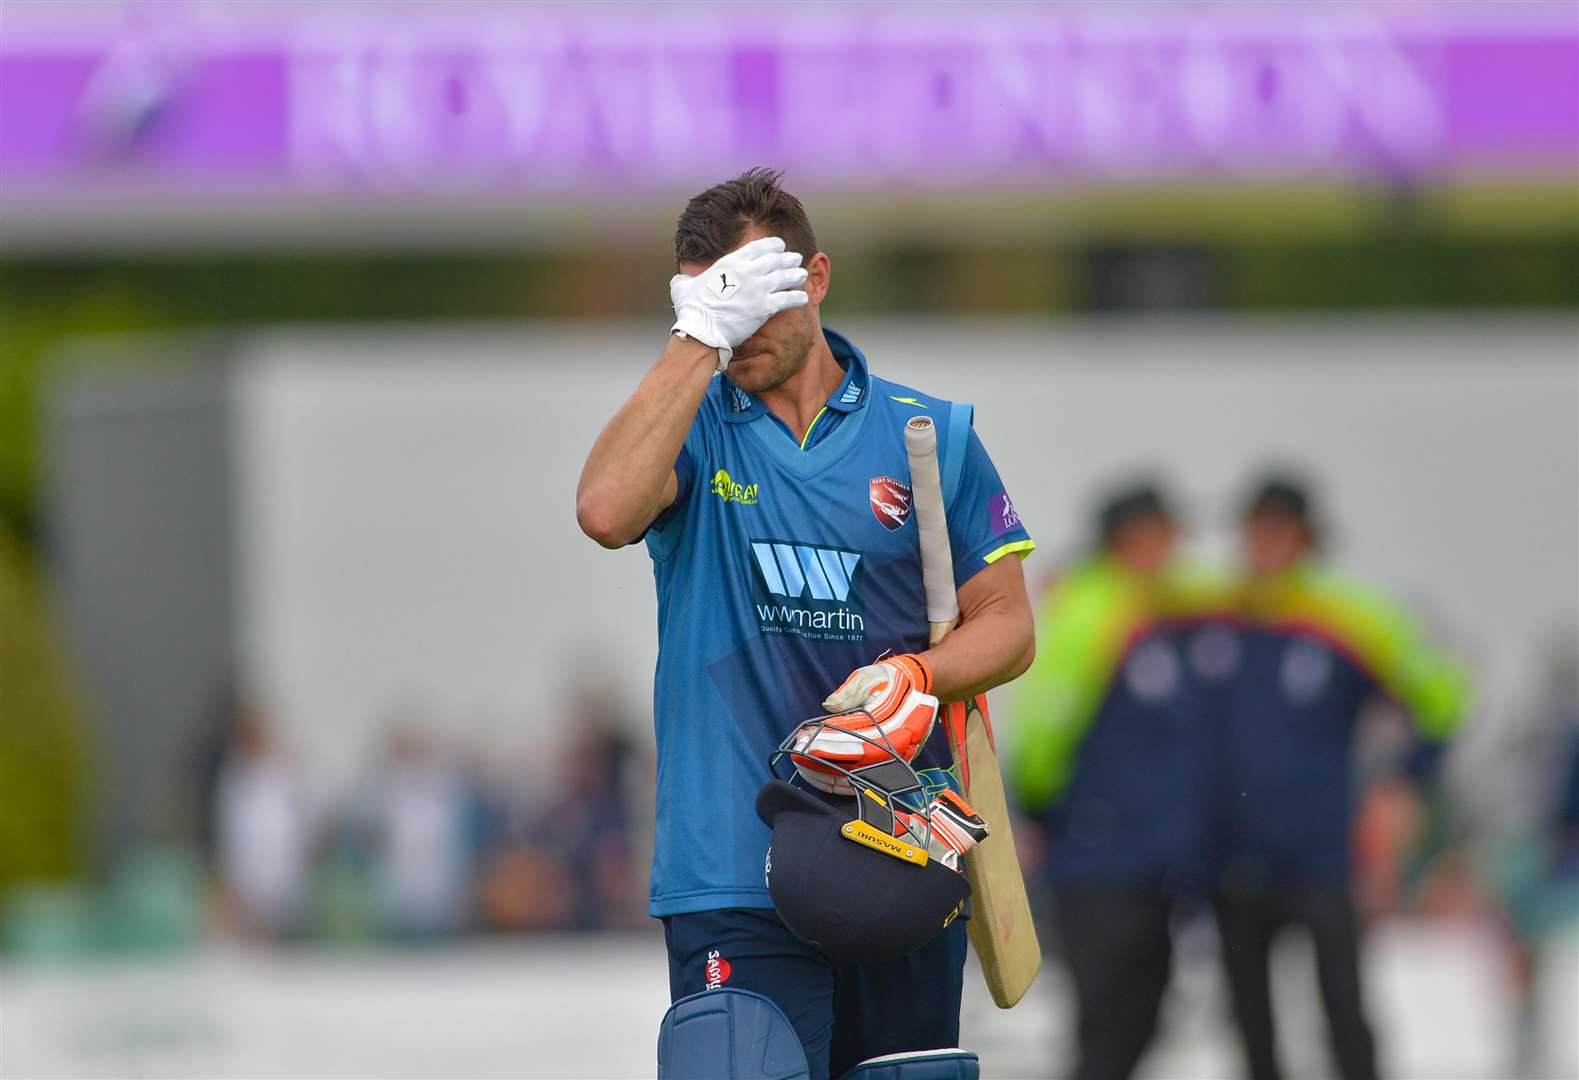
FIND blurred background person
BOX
[473,689,646,933]
[541,690,644,932]
[189,680,242,878]
[368,721,474,941]
[471,741,580,934]
[1009,481,1215,1080]
[1476,630,1579,1078]
[1207,472,1472,1080]
[213,701,307,939]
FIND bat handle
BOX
[904,416,962,630]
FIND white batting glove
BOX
[670,236,809,370]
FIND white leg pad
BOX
[836,1048,980,1080]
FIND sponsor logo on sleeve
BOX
[989,491,1021,537]
[869,476,913,531]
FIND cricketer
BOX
[576,169,1037,1079]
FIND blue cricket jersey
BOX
[643,327,1034,916]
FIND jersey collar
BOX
[822,327,870,413]
[718,326,870,424]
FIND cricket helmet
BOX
[755,716,972,964]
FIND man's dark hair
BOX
[674,167,818,267]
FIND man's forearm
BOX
[924,605,1035,702]
[576,336,717,547]
[918,555,1036,702]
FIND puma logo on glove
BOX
[670,236,809,370]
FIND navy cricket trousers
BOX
[663,907,968,1080]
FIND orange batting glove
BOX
[787,654,939,794]
[825,653,932,712]
[819,652,937,763]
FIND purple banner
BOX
[1,5,1574,196]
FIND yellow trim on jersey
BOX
[890,395,927,408]
[798,406,829,450]
[983,539,1036,564]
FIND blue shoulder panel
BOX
[941,401,974,515]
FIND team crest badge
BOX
[869,476,913,531]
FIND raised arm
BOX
[575,336,717,548]
[576,236,809,548]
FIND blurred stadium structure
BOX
[1,2,1576,1078]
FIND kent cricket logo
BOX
[704,949,732,990]
[749,540,866,643]
[869,476,913,531]
[710,469,759,505]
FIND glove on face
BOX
[670,236,810,370]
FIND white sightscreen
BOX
[234,315,1579,798]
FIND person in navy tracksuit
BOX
[1207,474,1471,1080]
[1010,483,1220,1080]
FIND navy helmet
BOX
[755,718,970,964]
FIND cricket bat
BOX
[904,415,1041,1009]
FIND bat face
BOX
[948,695,1042,1009]
[905,414,1039,1008]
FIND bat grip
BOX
[904,416,961,630]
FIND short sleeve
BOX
[642,426,703,560]
[947,428,1034,589]
[648,446,694,531]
